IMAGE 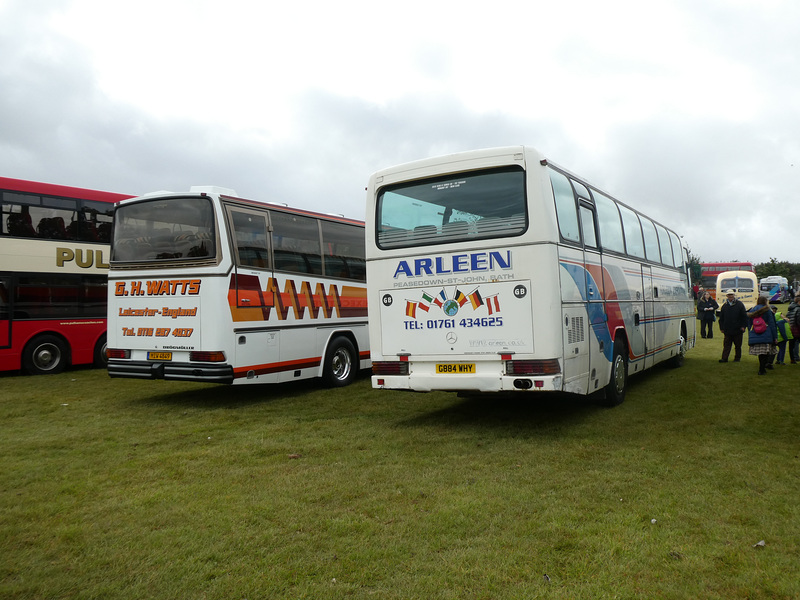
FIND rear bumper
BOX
[371,374,563,393]
[108,359,234,384]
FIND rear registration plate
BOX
[436,363,475,374]
[148,352,173,361]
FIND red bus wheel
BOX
[22,335,68,375]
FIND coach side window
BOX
[618,204,645,259]
[655,224,675,267]
[641,217,661,263]
[230,209,270,269]
[320,220,366,281]
[549,170,580,243]
[579,205,598,248]
[2,192,69,239]
[80,200,114,242]
[593,191,625,254]
[668,231,683,268]
[271,211,322,275]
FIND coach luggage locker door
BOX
[627,268,646,375]
[227,206,279,380]
[642,264,656,370]
[577,200,610,395]
[559,244,590,395]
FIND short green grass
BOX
[2,336,799,599]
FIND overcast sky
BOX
[2,0,798,264]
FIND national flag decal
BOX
[468,289,483,309]
[486,294,501,315]
[455,289,468,307]
[404,287,501,320]
[419,292,432,312]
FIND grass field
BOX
[2,335,799,599]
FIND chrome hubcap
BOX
[332,348,352,380]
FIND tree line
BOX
[753,258,800,285]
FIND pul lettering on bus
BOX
[56,247,109,269]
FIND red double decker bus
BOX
[1,177,132,374]
[699,262,754,299]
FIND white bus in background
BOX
[717,270,759,310]
[758,275,789,303]
[107,186,369,387]
[366,146,695,406]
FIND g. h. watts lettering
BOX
[114,279,201,297]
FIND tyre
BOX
[22,335,68,375]
[322,336,357,387]
[94,334,108,368]
[600,338,627,407]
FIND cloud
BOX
[2,0,800,265]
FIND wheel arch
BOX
[611,326,629,357]
[318,329,360,376]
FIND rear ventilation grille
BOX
[567,316,585,344]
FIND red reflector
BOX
[106,348,130,359]
[506,359,561,376]
[377,378,385,386]
[372,361,409,375]
[189,351,226,362]
[534,380,544,388]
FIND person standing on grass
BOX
[772,307,792,365]
[718,289,748,363]
[787,295,800,363]
[697,290,719,339]
[747,296,778,375]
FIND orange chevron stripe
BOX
[229,274,367,322]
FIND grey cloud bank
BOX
[1,0,798,264]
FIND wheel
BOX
[323,336,357,387]
[600,338,627,407]
[22,335,68,375]
[94,334,108,368]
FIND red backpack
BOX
[752,316,767,334]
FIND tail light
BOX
[372,361,409,375]
[189,351,226,362]
[505,359,560,376]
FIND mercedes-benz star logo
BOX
[446,332,458,344]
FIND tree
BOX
[756,258,791,279]
[686,248,702,282]
[754,259,800,290]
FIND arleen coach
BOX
[366,146,695,405]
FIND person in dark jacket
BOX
[747,296,778,375]
[697,291,719,339]
[786,297,800,363]
[718,289,748,362]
